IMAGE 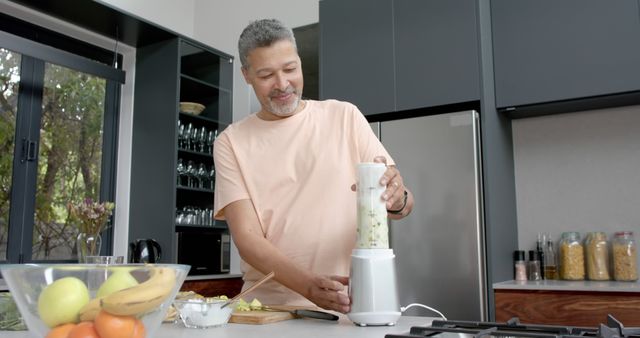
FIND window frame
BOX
[1,27,123,263]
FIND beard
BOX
[266,86,302,117]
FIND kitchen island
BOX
[2,315,435,338]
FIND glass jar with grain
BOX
[559,232,585,280]
[585,232,610,280]
[612,231,638,281]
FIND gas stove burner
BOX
[385,315,640,338]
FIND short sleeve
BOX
[213,131,251,219]
[350,104,395,166]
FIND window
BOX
[0,48,19,261]
[0,20,123,263]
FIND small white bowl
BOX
[173,298,235,328]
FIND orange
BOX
[132,319,146,338]
[94,310,137,338]
[67,322,100,338]
[45,323,76,338]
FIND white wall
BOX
[512,106,640,251]
[100,0,320,122]
[97,0,196,37]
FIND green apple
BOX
[37,276,90,327]
[96,270,139,298]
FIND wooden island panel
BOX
[181,277,243,297]
[495,289,640,326]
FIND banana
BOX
[100,266,176,316]
[78,297,102,322]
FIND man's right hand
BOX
[306,275,351,313]
[225,199,352,313]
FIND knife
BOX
[263,306,339,321]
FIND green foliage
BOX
[0,48,111,260]
[0,293,27,331]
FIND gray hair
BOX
[238,19,297,69]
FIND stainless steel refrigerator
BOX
[371,110,487,321]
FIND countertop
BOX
[1,315,435,338]
[494,279,640,292]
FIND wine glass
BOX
[189,126,198,151]
[198,127,208,153]
[208,166,216,190]
[207,130,216,154]
[186,160,196,187]
[185,123,193,150]
[196,163,208,189]
[178,123,185,149]
[176,159,185,186]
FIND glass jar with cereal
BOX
[559,232,585,280]
[612,231,638,281]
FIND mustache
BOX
[269,87,296,98]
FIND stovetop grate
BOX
[386,315,640,338]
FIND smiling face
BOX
[241,39,304,120]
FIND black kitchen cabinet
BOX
[491,0,640,110]
[129,37,232,263]
[320,1,518,321]
[319,0,395,115]
[320,0,480,114]
[394,0,480,111]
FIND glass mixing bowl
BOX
[0,263,189,338]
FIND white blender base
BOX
[348,311,401,326]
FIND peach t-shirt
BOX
[213,99,393,306]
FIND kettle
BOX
[129,239,162,263]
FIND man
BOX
[213,19,414,314]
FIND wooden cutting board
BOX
[229,310,295,324]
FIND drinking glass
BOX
[207,130,215,154]
[186,161,196,187]
[197,163,208,189]
[175,209,184,225]
[178,123,185,149]
[189,126,198,151]
[198,127,207,153]
[185,123,193,150]
[208,167,216,190]
[182,206,194,225]
[176,159,185,186]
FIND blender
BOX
[347,163,401,326]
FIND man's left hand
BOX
[373,156,405,211]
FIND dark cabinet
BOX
[319,0,395,115]
[129,37,233,264]
[176,40,232,233]
[320,0,480,115]
[491,0,640,109]
[394,0,480,111]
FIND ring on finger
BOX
[393,181,399,187]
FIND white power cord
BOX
[401,303,447,321]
